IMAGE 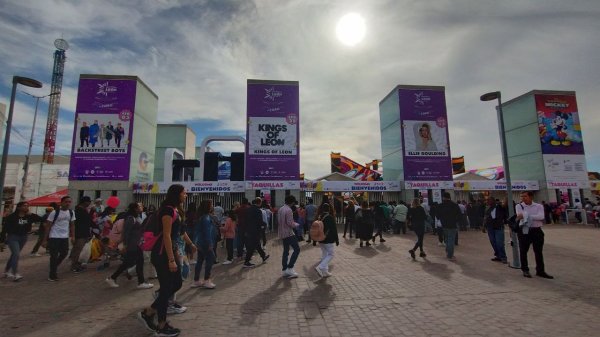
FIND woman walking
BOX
[137,184,187,337]
[407,198,427,260]
[315,203,339,277]
[1,202,42,281]
[355,201,374,247]
[191,199,216,289]
[105,202,154,289]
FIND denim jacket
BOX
[194,214,215,249]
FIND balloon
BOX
[107,196,120,209]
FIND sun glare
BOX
[336,13,366,46]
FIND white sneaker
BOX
[167,303,187,315]
[137,282,154,289]
[30,253,42,257]
[3,271,15,279]
[105,277,119,288]
[323,270,332,278]
[222,260,232,265]
[13,274,23,281]
[315,266,325,278]
[286,268,298,279]
[437,242,445,246]
[190,280,204,288]
[202,281,216,289]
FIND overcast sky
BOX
[1,0,599,179]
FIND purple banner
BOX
[69,78,136,180]
[399,88,453,181]
[245,80,299,181]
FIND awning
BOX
[27,189,68,206]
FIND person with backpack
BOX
[1,201,43,281]
[137,184,188,337]
[355,201,374,247]
[105,202,154,289]
[315,203,339,278]
[407,198,428,260]
[42,196,75,282]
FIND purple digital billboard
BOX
[399,87,453,182]
[245,80,299,181]
[69,78,136,180]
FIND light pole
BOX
[0,76,43,218]
[480,91,520,269]
[19,91,59,201]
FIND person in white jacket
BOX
[515,191,554,279]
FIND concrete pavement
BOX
[1,224,599,337]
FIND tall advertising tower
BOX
[42,38,68,164]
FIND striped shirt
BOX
[277,204,296,239]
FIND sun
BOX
[336,13,366,46]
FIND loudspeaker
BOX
[204,152,220,181]
[230,152,244,181]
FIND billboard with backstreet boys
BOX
[399,87,453,182]
[69,78,136,180]
[245,79,299,180]
[536,93,588,186]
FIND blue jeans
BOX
[444,229,457,258]
[5,234,27,274]
[487,227,507,261]
[194,246,215,281]
[281,236,300,271]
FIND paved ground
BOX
[1,224,599,337]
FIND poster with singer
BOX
[399,87,453,182]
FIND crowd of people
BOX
[1,185,563,336]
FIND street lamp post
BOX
[480,91,520,269]
[0,76,43,218]
[19,91,59,201]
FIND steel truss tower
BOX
[42,38,69,164]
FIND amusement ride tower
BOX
[42,38,68,164]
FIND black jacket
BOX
[122,214,143,251]
[484,204,507,230]
[436,200,462,229]
[245,205,265,239]
[74,205,94,239]
[320,213,339,244]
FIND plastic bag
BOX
[78,240,92,264]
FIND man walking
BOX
[516,191,554,279]
[484,197,507,264]
[243,198,269,268]
[435,192,462,261]
[304,198,317,242]
[392,201,408,234]
[42,196,76,281]
[71,196,94,273]
[235,198,250,259]
[278,195,300,278]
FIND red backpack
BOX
[139,206,176,252]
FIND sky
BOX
[1,0,599,180]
